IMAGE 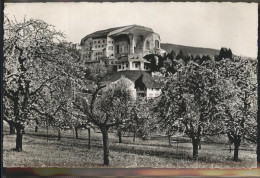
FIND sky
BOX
[4,2,258,58]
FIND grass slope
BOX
[161,43,220,58]
[3,124,256,168]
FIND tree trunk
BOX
[192,138,199,159]
[229,142,232,153]
[58,129,61,140]
[10,124,16,135]
[15,126,23,152]
[75,127,79,139]
[234,141,240,161]
[35,125,38,133]
[118,130,122,143]
[133,131,136,144]
[87,128,91,149]
[101,127,110,165]
[168,135,172,146]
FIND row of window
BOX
[94,44,105,48]
[118,63,129,70]
[93,39,106,44]
[94,52,103,56]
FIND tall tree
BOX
[74,75,136,165]
[3,17,75,151]
[215,58,257,161]
[157,60,228,159]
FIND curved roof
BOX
[80,25,155,45]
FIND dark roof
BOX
[136,74,161,89]
[80,25,130,45]
[80,25,154,45]
[101,71,161,89]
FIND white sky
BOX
[4,2,258,58]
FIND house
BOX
[81,25,163,98]
[101,71,161,99]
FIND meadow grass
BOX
[2,124,256,168]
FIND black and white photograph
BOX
[2,2,258,169]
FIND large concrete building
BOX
[80,25,163,67]
[80,25,163,98]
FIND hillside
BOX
[161,43,220,58]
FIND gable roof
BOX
[101,71,160,89]
[135,74,161,89]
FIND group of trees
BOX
[145,47,232,74]
[3,17,257,165]
[155,57,257,161]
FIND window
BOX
[90,42,92,45]
[146,40,150,50]
[132,63,135,68]
[155,40,160,48]
[116,45,119,54]
[98,40,100,43]
[98,45,100,48]
[118,65,121,69]
[103,40,105,43]
[94,41,96,44]
[135,63,138,68]
[126,64,128,68]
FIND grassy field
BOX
[3,123,256,168]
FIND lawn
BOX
[2,123,256,168]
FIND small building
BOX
[116,54,150,72]
[102,71,161,99]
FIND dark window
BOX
[118,65,121,69]
[116,45,120,54]
[126,64,128,68]
[103,40,105,43]
[98,40,100,43]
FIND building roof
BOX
[80,25,154,45]
[101,71,160,89]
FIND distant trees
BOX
[215,47,233,61]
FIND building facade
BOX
[80,25,163,67]
[81,25,163,98]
